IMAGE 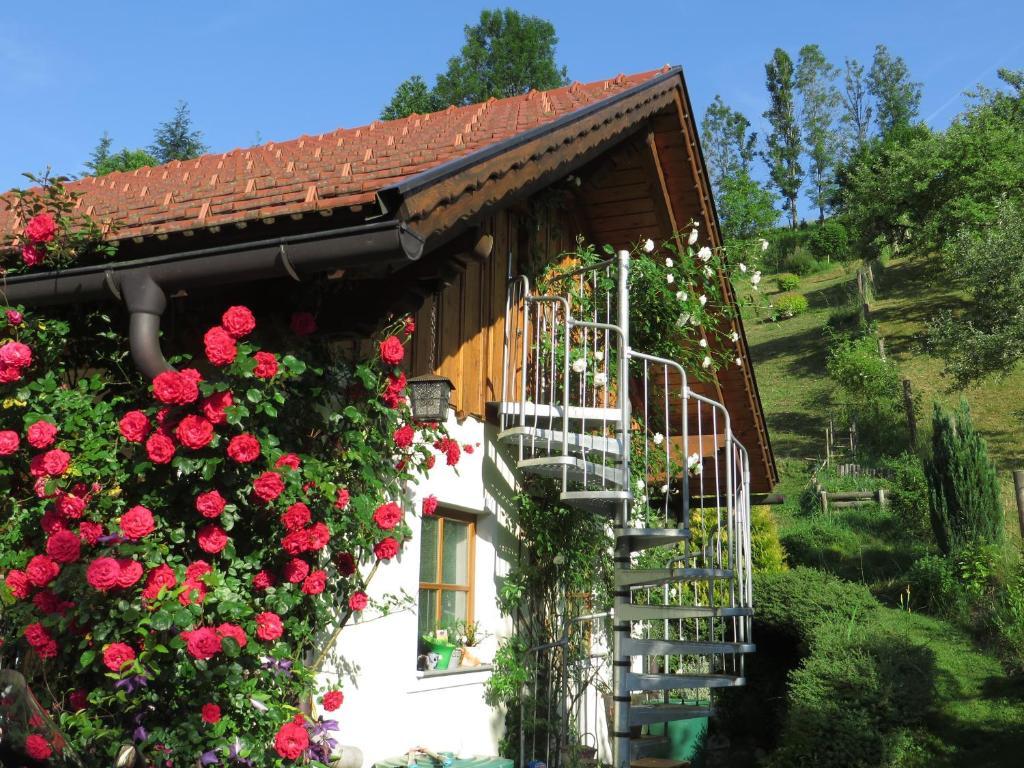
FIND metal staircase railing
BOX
[499,250,754,768]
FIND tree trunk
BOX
[789,197,799,228]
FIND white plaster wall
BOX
[318,411,520,767]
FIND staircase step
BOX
[617,528,691,551]
[629,703,712,726]
[623,638,756,657]
[625,672,746,691]
[560,490,631,514]
[498,426,626,457]
[618,605,753,621]
[498,401,623,426]
[518,456,627,487]
[615,567,734,588]
[629,735,669,759]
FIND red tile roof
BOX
[0,68,672,243]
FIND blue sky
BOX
[2,1,1022,216]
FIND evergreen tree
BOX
[149,101,208,163]
[763,48,803,228]
[867,44,922,136]
[925,400,1003,554]
[700,95,758,200]
[381,8,568,120]
[85,131,113,175]
[796,44,841,222]
[85,132,159,176]
[841,57,873,152]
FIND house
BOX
[0,65,776,767]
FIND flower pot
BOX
[424,639,457,670]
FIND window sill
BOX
[410,664,493,692]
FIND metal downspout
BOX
[121,273,173,379]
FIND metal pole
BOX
[1013,470,1024,539]
[612,250,631,768]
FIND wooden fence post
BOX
[877,336,886,360]
[1013,470,1024,539]
[903,379,917,446]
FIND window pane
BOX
[441,520,469,585]
[440,590,467,628]
[419,589,437,635]
[420,517,439,582]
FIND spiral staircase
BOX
[499,251,754,768]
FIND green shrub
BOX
[751,504,788,573]
[754,567,879,644]
[772,292,809,319]
[783,248,823,275]
[907,553,964,618]
[775,272,801,291]
[807,219,851,262]
[881,452,930,540]
[925,399,1003,554]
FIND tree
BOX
[796,45,841,222]
[381,75,438,120]
[717,171,778,243]
[85,132,159,176]
[381,8,568,119]
[149,101,208,163]
[925,400,1003,555]
[85,131,113,175]
[700,95,757,200]
[867,44,922,136]
[762,48,803,228]
[840,57,873,152]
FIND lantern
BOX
[406,374,454,423]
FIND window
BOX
[418,509,475,636]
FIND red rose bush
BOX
[0,303,450,766]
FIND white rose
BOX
[704,266,714,278]
[751,271,762,285]
[730,331,739,343]
[739,263,747,273]
[699,294,707,306]
[699,338,708,348]
[572,357,587,374]
[760,238,769,251]
[676,313,691,328]
[697,246,712,262]
[652,432,664,446]
[665,258,674,268]
[593,350,604,362]
[593,372,608,387]
[660,483,670,493]
[702,355,712,369]
[687,228,699,246]
[735,356,743,367]
[644,238,655,253]
[676,290,687,301]
[666,273,675,284]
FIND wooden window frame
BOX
[419,508,476,630]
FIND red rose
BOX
[252,570,275,590]
[78,521,103,545]
[0,430,19,455]
[116,559,143,588]
[221,306,256,339]
[335,488,350,510]
[186,559,211,580]
[204,326,238,366]
[281,529,308,555]
[26,420,57,449]
[25,212,57,243]
[26,555,59,587]
[24,622,52,648]
[281,502,311,531]
[87,558,121,591]
[102,642,136,672]
[195,490,227,518]
[373,502,402,531]
[142,564,177,600]
[306,522,330,551]
[302,570,326,595]
[374,537,399,561]
[176,415,214,450]
[227,433,260,463]
[201,703,222,724]
[146,432,176,464]
[381,371,407,408]
[5,569,30,599]
[46,530,81,564]
[379,335,405,366]
[24,734,52,761]
[33,589,65,615]
[40,509,64,533]
[394,424,415,448]
[253,351,279,378]
[68,689,88,711]
[322,690,344,712]
[152,370,199,405]
[0,341,31,368]
[348,591,368,611]
[405,318,416,335]
[336,552,356,577]
[179,580,207,606]
[422,495,438,517]
[182,626,222,660]
[202,390,233,424]
[253,471,285,502]
[217,622,248,649]
[275,453,300,470]
[120,505,155,540]
[0,363,22,382]
[5,310,23,326]
[283,558,310,583]
[274,720,309,760]
[39,448,71,476]
[434,437,460,466]
[255,611,283,642]
[55,491,86,519]
[463,443,475,454]
[197,523,229,554]
[118,411,151,442]
[289,312,317,336]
